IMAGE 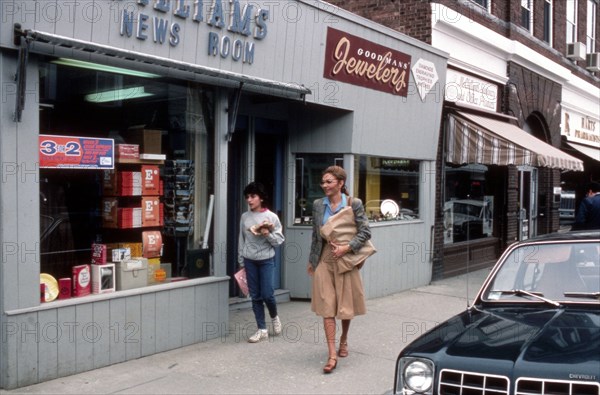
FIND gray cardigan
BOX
[308,196,371,269]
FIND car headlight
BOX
[397,358,435,394]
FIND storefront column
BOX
[0,54,40,311]
[212,90,229,277]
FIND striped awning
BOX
[446,112,584,171]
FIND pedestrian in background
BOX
[307,166,371,373]
[238,182,285,343]
[574,181,600,230]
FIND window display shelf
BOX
[116,158,164,165]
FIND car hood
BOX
[402,307,600,380]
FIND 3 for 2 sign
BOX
[39,135,114,169]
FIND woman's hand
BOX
[330,241,350,259]
[307,263,314,276]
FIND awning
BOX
[446,112,584,171]
[566,141,600,162]
[13,26,311,100]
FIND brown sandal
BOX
[338,342,348,358]
[323,356,337,374]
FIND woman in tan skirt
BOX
[307,166,372,373]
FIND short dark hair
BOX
[587,182,600,193]
[243,182,268,201]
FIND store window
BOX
[355,156,420,222]
[39,59,214,300]
[294,154,343,224]
[444,164,494,244]
[293,154,420,224]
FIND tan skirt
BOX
[311,242,366,320]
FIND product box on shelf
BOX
[91,263,116,294]
[141,165,160,195]
[91,243,107,264]
[142,196,161,227]
[105,242,143,258]
[103,170,142,196]
[58,278,71,299]
[111,247,131,262]
[102,198,118,228]
[118,171,143,196]
[72,264,91,297]
[142,230,163,258]
[117,207,142,228]
[115,258,148,290]
[127,128,162,154]
[116,144,140,159]
[147,257,161,284]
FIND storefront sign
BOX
[39,135,114,169]
[118,0,269,64]
[562,110,600,147]
[411,58,438,101]
[445,69,498,111]
[323,27,411,96]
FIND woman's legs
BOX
[323,317,337,373]
[244,259,266,330]
[258,257,278,319]
[338,319,350,357]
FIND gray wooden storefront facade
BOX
[0,0,447,388]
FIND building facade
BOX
[0,0,448,388]
[331,0,599,278]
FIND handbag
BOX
[320,202,376,274]
[234,268,249,296]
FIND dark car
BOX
[391,231,600,395]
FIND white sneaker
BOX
[248,329,268,343]
[272,316,282,336]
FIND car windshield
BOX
[481,241,600,303]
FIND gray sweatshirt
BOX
[238,209,284,265]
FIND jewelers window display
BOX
[164,160,194,275]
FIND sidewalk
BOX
[2,269,490,395]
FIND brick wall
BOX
[330,0,599,86]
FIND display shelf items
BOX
[163,160,194,237]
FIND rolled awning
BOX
[446,112,584,171]
[13,26,311,100]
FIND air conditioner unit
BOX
[566,42,586,61]
[586,53,600,72]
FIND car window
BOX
[482,242,600,302]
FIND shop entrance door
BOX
[518,166,538,240]
[227,117,286,294]
[252,120,286,290]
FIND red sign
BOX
[39,135,114,169]
[323,27,412,96]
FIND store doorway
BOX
[518,166,538,240]
[227,117,286,295]
[253,120,286,289]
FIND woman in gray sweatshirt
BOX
[238,182,285,343]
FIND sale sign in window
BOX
[39,135,114,169]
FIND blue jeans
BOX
[244,257,278,330]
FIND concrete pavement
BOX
[2,268,490,395]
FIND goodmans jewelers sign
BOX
[323,27,411,96]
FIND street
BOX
[2,269,489,395]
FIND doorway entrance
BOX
[518,166,538,240]
[227,117,287,295]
